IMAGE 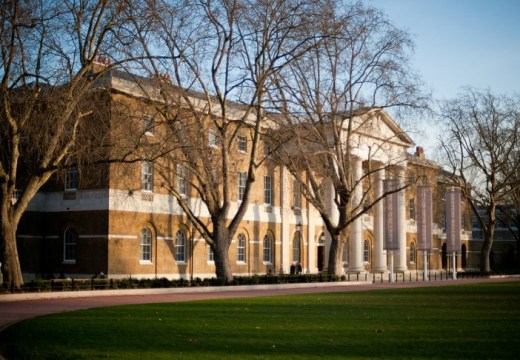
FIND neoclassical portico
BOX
[324,109,414,275]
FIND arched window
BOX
[140,228,152,261]
[293,233,301,263]
[175,230,186,262]
[237,234,246,262]
[63,227,77,262]
[410,242,416,263]
[363,240,370,263]
[263,235,272,263]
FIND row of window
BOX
[64,227,428,268]
[141,162,281,206]
[62,227,276,264]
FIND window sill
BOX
[139,260,153,265]
[236,261,247,265]
[62,260,76,265]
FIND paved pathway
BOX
[1,276,518,333]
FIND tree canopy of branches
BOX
[131,0,334,282]
[268,1,428,275]
[0,0,149,287]
[439,88,520,272]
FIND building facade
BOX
[15,69,474,281]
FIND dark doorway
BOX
[317,246,324,271]
[442,243,447,270]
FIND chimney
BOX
[415,146,425,158]
[92,55,111,74]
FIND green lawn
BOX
[2,282,520,359]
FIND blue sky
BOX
[369,0,520,150]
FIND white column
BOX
[306,203,317,273]
[395,167,408,272]
[373,167,386,272]
[280,166,291,274]
[349,157,364,273]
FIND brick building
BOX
[15,68,474,281]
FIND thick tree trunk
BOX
[1,214,24,288]
[480,232,494,273]
[327,232,343,277]
[212,225,233,283]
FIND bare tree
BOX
[269,2,428,276]
[0,0,147,287]
[438,88,520,273]
[133,0,331,282]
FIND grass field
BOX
[1,282,520,359]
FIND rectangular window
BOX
[293,179,301,209]
[140,228,152,262]
[263,236,272,263]
[409,198,415,220]
[141,161,153,192]
[264,175,272,205]
[208,129,219,148]
[176,164,187,196]
[238,135,247,152]
[238,171,246,201]
[64,165,78,191]
[472,217,480,229]
[264,143,272,157]
[142,114,154,135]
[63,228,77,262]
[208,245,214,262]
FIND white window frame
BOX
[238,171,246,202]
[176,164,187,196]
[207,245,214,263]
[363,240,370,263]
[237,135,247,152]
[63,227,77,263]
[293,179,301,209]
[208,129,219,148]
[175,230,186,262]
[237,233,246,263]
[293,233,301,263]
[64,165,78,191]
[140,228,152,262]
[410,242,416,263]
[142,114,154,135]
[141,161,153,192]
[409,198,415,220]
[264,175,272,205]
[263,235,272,263]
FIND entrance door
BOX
[317,246,324,271]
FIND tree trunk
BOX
[1,213,24,288]
[480,231,494,273]
[212,225,233,283]
[517,214,520,273]
[327,232,343,277]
